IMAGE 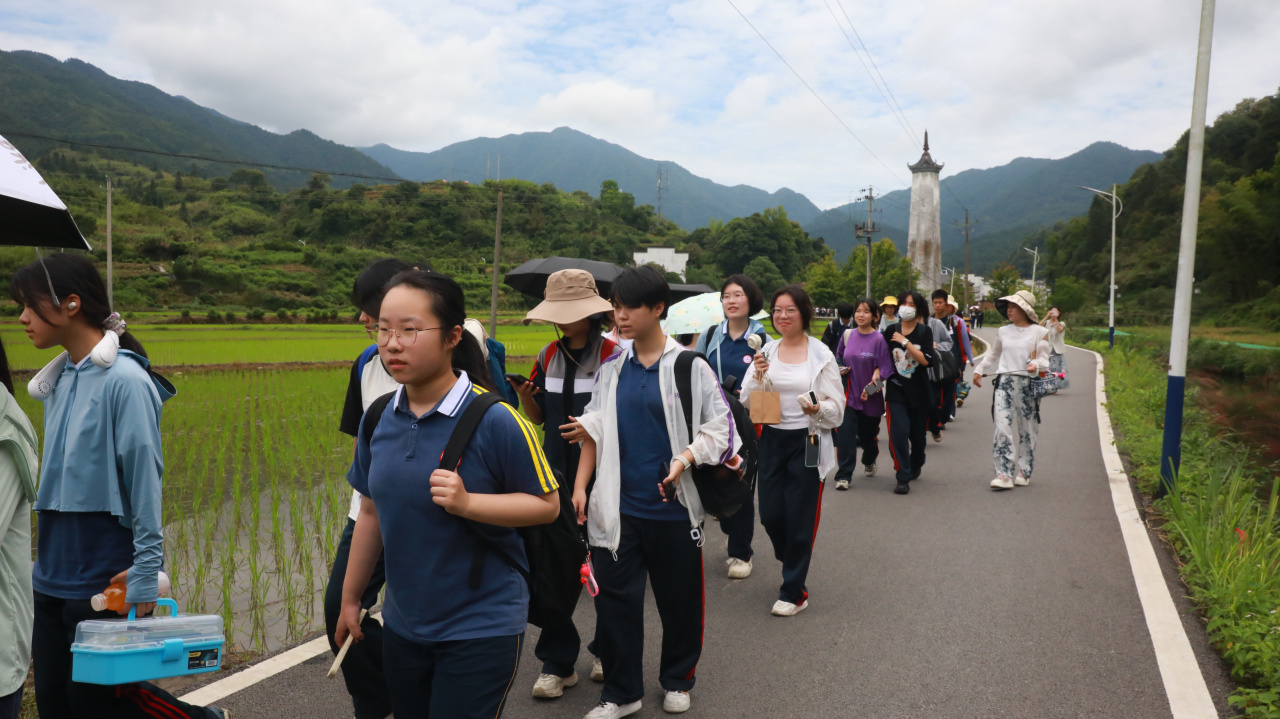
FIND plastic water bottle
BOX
[90,571,171,613]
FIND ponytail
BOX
[383,270,498,393]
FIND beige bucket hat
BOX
[523,269,614,326]
[996,289,1038,324]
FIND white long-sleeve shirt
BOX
[974,324,1051,377]
[1043,320,1067,354]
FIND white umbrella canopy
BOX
[663,292,769,336]
[0,135,92,250]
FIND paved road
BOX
[195,335,1235,718]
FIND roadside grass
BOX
[1091,338,1280,717]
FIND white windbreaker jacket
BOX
[739,335,845,480]
[578,337,739,552]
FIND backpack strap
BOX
[435,392,532,589]
[361,390,397,444]
[674,350,707,445]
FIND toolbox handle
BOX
[127,597,179,622]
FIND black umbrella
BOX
[669,283,717,302]
[503,256,625,299]
[0,134,92,251]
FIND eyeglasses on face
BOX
[375,325,444,347]
[771,308,799,317]
[721,292,746,302]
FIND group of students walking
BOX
[0,248,1070,719]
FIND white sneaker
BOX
[532,671,578,698]
[771,599,809,616]
[834,478,851,491]
[726,557,752,579]
[663,690,691,714]
[583,701,642,719]
[864,463,876,477]
[590,656,604,682]
[990,476,1014,490]
[1014,475,1030,486]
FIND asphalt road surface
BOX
[194,334,1236,718]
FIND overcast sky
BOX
[4,0,1279,209]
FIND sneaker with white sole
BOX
[590,656,604,682]
[864,463,876,477]
[771,598,809,616]
[583,701,642,719]
[1014,475,1030,486]
[663,691,691,714]
[990,476,1014,490]
[532,671,578,698]
[834,478,850,491]
[726,557,752,579]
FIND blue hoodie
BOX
[32,350,175,603]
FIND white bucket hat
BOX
[996,290,1038,324]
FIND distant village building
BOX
[907,132,944,292]
[634,247,688,280]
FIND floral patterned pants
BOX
[992,374,1038,481]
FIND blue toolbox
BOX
[71,598,225,685]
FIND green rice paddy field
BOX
[8,318,812,656]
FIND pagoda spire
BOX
[923,130,929,152]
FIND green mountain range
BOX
[804,141,1161,275]
[359,128,822,231]
[0,49,399,189]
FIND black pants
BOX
[324,517,391,719]
[534,618,598,678]
[928,381,956,433]
[757,427,824,604]
[885,402,928,482]
[591,514,703,705]
[382,627,522,718]
[716,489,755,561]
[0,688,21,719]
[33,592,219,719]
[835,408,882,479]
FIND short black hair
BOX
[897,289,927,315]
[352,258,413,317]
[836,301,854,320]
[853,298,880,320]
[612,265,671,319]
[770,284,814,331]
[720,274,764,316]
[930,288,949,302]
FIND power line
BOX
[821,0,917,151]
[723,0,907,186]
[831,0,919,144]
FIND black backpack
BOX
[362,390,585,629]
[673,351,758,518]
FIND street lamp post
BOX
[1079,185,1124,348]
[1022,247,1040,286]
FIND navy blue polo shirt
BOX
[347,371,556,644]
[708,326,761,391]
[616,354,686,520]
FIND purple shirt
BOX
[837,328,895,416]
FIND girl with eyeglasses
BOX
[693,274,768,580]
[336,270,559,718]
[740,285,844,617]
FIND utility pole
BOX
[1079,184,1123,347]
[1161,0,1216,498]
[1023,246,1040,286]
[954,210,977,311]
[854,187,878,298]
[943,266,957,296]
[488,154,503,338]
[106,176,113,308]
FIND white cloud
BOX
[3,0,1279,209]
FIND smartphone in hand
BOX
[659,463,677,502]
[505,373,530,386]
[864,379,884,396]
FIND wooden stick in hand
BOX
[327,608,369,678]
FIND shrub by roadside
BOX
[1092,339,1280,718]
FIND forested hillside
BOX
[0,49,399,189]
[1043,89,1280,326]
[4,149,827,315]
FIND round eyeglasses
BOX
[375,325,443,347]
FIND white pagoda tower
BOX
[907,132,944,292]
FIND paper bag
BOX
[749,379,782,425]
